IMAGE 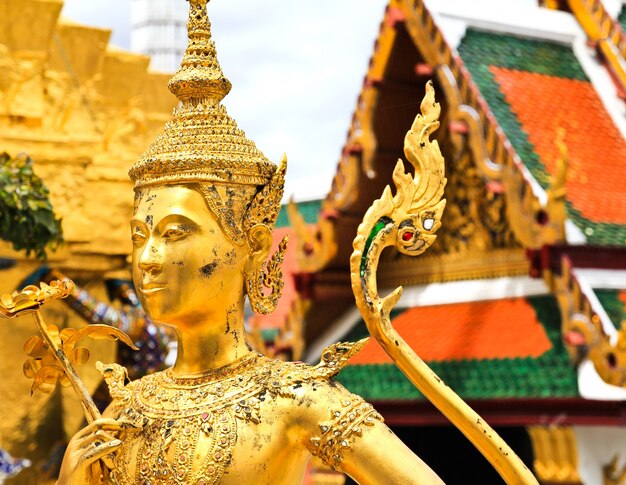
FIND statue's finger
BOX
[75,418,123,440]
[79,439,122,467]
[79,431,117,450]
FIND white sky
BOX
[60,0,389,201]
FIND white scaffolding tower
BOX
[131,0,187,73]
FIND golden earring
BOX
[246,237,288,315]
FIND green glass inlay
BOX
[457,29,625,247]
[337,295,579,400]
[360,217,392,277]
[275,199,323,229]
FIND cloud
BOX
[59,0,388,201]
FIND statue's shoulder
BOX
[266,338,369,396]
[267,339,385,471]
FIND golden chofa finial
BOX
[168,0,232,104]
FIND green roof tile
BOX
[337,295,579,401]
[595,289,626,330]
[275,199,323,228]
[619,6,626,33]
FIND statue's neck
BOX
[169,301,252,376]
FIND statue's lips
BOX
[139,283,166,295]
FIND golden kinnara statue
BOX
[0,1,539,483]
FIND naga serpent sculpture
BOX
[350,81,537,484]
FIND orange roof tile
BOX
[491,67,626,224]
[349,297,553,365]
[619,290,626,308]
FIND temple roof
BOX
[266,0,626,404]
[337,295,579,401]
[275,200,322,229]
[457,29,626,247]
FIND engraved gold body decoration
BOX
[99,343,380,484]
[349,82,538,485]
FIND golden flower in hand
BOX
[0,280,74,318]
[23,324,138,395]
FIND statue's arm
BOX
[340,419,444,485]
[296,380,443,485]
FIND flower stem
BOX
[32,311,101,423]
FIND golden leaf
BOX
[22,322,137,397]
[60,328,77,342]
[65,324,139,351]
[12,297,39,313]
[69,347,90,365]
[23,335,46,358]
[32,366,62,395]
[0,279,75,319]
[23,359,39,379]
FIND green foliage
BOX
[0,152,63,259]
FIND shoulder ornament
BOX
[312,338,369,379]
[97,361,131,402]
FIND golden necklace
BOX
[105,353,286,485]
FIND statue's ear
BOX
[245,224,272,274]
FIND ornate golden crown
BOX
[129,0,286,244]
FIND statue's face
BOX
[131,185,248,327]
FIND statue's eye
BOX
[131,232,146,245]
[162,228,187,241]
[422,218,435,231]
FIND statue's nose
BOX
[138,238,163,274]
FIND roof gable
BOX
[458,29,626,246]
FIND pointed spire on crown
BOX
[168,0,231,104]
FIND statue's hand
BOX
[56,418,123,485]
